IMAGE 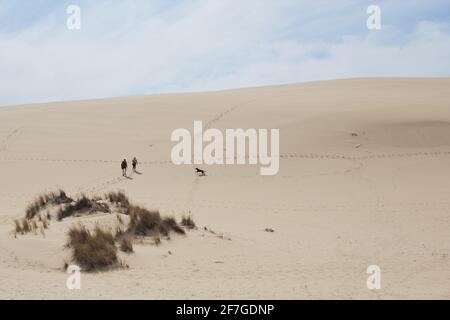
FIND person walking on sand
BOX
[132,157,138,172]
[121,159,128,177]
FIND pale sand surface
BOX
[1,78,450,299]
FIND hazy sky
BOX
[0,0,449,106]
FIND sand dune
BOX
[1,78,450,299]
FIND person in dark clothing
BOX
[132,157,138,172]
[121,159,128,177]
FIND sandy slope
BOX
[1,78,450,299]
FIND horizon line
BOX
[1,76,449,109]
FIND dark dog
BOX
[195,167,206,176]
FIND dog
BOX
[195,167,206,176]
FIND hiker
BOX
[121,159,128,177]
[132,157,138,172]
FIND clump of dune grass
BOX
[119,235,134,253]
[57,194,110,221]
[105,191,130,209]
[126,206,184,237]
[181,215,196,230]
[21,218,31,233]
[127,206,163,236]
[67,225,118,271]
[14,216,44,235]
[26,190,73,219]
[163,217,185,235]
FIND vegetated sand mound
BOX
[1,78,450,299]
[14,190,193,272]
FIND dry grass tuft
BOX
[105,191,130,208]
[67,225,118,271]
[21,218,31,233]
[14,217,43,235]
[57,194,110,221]
[163,216,185,235]
[127,206,163,236]
[126,206,184,238]
[119,235,134,253]
[181,215,196,230]
[26,190,73,219]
